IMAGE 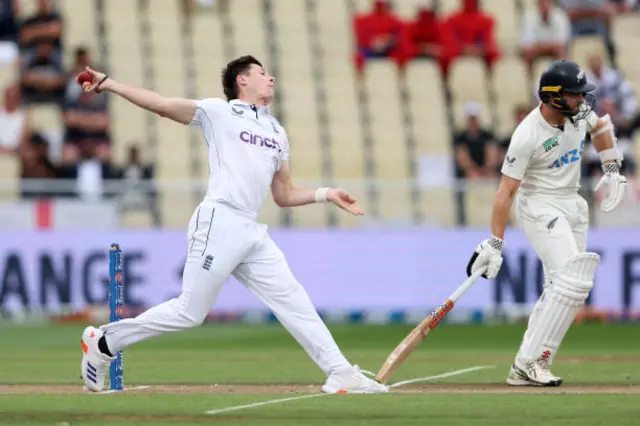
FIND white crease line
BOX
[390,365,495,388]
[204,365,493,416]
[204,393,327,415]
[92,385,151,395]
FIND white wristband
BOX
[314,187,330,203]
[598,147,620,163]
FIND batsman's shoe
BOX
[322,365,389,394]
[80,326,114,392]
[506,358,563,387]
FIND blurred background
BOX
[0,0,639,326]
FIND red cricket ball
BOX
[76,71,92,85]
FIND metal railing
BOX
[0,177,638,229]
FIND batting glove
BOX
[595,162,628,212]
[467,236,504,280]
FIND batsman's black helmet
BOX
[538,60,596,120]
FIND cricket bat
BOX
[375,267,487,384]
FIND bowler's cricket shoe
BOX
[322,365,389,394]
[506,357,563,387]
[80,326,114,392]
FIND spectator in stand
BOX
[559,0,618,68]
[62,47,110,163]
[0,0,19,64]
[20,40,65,104]
[407,0,450,74]
[441,0,501,76]
[0,83,27,154]
[353,0,410,73]
[65,46,92,93]
[586,53,640,134]
[19,131,58,198]
[497,104,529,167]
[118,144,162,226]
[608,0,639,13]
[520,0,571,75]
[454,101,499,180]
[57,139,119,201]
[62,90,111,163]
[18,0,63,53]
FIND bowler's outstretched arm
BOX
[80,66,197,125]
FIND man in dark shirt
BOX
[454,101,499,180]
[20,41,65,104]
[0,0,18,43]
[62,89,111,163]
[19,131,58,199]
[118,144,162,226]
[18,0,63,52]
[453,102,499,225]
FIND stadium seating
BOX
[10,0,638,229]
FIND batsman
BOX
[466,60,628,387]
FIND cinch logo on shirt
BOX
[549,139,584,169]
[240,131,281,152]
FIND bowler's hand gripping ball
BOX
[76,71,93,86]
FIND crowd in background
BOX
[0,0,160,224]
[0,0,638,227]
[354,0,640,187]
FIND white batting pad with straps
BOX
[515,253,600,367]
[514,272,552,361]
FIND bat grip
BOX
[448,267,487,302]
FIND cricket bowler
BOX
[78,55,388,394]
[466,60,628,386]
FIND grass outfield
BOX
[0,323,638,425]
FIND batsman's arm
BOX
[491,175,520,240]
[492,126,533,239]
[588,114,621,165]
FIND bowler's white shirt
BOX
[502,106,597,195]
[190,98,290,216]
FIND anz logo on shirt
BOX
[549,139,585,169]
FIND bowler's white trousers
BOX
[514,191,589,365]
[102,201,351,375]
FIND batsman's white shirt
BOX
[190,98,290,217]
[501,105,597,196]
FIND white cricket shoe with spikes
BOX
[80,326,114,392]
[507,356,563,387]
[322,365,389,394]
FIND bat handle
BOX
[448,267,486,302]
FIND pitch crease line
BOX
[93,385,151,395]
[389,365,494,388]
[204,365,493,416]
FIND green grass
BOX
[0,323,638,425]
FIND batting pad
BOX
[515,272,552,359]
[516,253,600,366]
